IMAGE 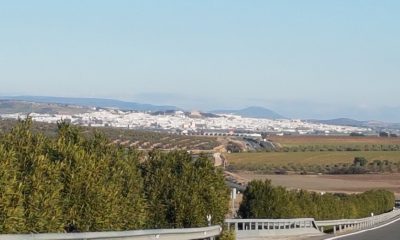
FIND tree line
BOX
[239,180,395,220]
[0,119,229,234]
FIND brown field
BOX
[226,151,400,170]
[234,171,400,199]
[269,135,400,146]
[227,136,400,201]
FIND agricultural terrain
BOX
[226,135,400,173]
[226,151,400,173]
[235,172,400,199]
[269,135,400,146]
[225,135,400,200]
[0,118,219,151]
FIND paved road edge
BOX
[324,216,400,240]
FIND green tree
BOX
[0,146,26,233]
[238,180,293,218]
[1,118,64,233]
[52,123,147,231]
[0,119,229,233]
[141,151,229,228]
[354,157,368,167]
[239,179,395,220]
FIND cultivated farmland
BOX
[227,151,400,168]
[225,135,400,173]
[269,135,400,147]
[235,172,400,199]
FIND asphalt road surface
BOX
[333,218,400,240]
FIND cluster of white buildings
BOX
[0,109,371,136]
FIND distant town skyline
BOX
[1,1,399,121]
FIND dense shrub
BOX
[140,151,229,228]
[0,119,147,233]
[0,119,229,233]
[218,228,236,240]
[239,180,395,220]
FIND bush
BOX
[239,180,395,220]
[140,151,229,228]
[354,157,368,167]
[218,228,236,240]
[0,119,230,233]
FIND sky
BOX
[0,1,399,120]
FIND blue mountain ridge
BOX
[0,96,179,112]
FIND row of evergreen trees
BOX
[0,119,229,233]
[239,180,395,220]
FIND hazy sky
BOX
[1,1,399,120]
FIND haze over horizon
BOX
[1,1,399,121]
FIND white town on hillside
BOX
[0,108,372,137]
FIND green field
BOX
[226,151,400,173]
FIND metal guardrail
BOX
[0,225,222,240]
[225,218,322,239]
[2,209,399,239]
[225,208,400,238]
[315,208,400,234]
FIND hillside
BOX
[0,100,91,115]
[308,118,367,127]
[1,96,179,112]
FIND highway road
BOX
[331,218,400,240]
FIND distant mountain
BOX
[211,106,285,119]
[0,100,92,115]
[308,118,367,127]
[0,96,179,112]
[150,110,221,118]
[308,118,400,130]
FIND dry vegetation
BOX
[226,135,400,199]
[234,172,400,199]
